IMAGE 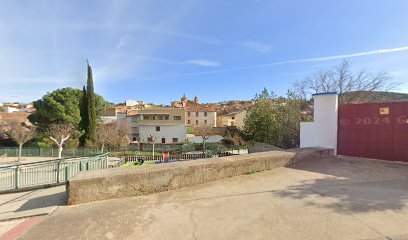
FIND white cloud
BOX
[138,45,408,81]
[285,46,408,64]
[186,59,220,67]
[244,41,272,52]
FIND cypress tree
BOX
[85,61,97,144]
[79,86,88,146]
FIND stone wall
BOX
[67,148,333,205]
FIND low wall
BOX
[67,148,333,205]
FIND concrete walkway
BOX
[19,157,408,240]
[0,186,65,238]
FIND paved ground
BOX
[16,157,408,240]
[0,186,65,238]
[0,157,55,166]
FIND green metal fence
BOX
[0,147,100,158]
[0,153,109,192]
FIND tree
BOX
[79,86,88,146]
[47,123,74,159]
[240,89,302,149]
[293,60,398,104]
[95,123,114,153]
[194,124,213,153]
[148,134,158,156]
[112,120,131,149]
[28,88,108,148]
[95,120,131,153]
[84,61,97,145]
[6,123,36,161]
[29,88,108,129]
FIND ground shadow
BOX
[17,191,67,212]
[273,156,408,213]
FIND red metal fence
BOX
[338,102,408,162]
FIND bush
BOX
[179,142,195,153]
[206,143,227,153]
[221,138,237,148]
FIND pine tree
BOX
[79,86,88,146]
[85,61,97,145]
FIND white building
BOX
[125,99,144,107]
[3,106,19,113]
[125,108,186,144]
[300,92,338,153]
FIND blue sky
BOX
[1,0,408,104]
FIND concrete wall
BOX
[234,110,247,129]
[67,147,333,205]
[300,93,338,154]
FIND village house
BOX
[123,108,186,144]
[172,95,217,127]
[217,110,247,128]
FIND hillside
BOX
[340,91,408,104]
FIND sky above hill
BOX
[1,0,408,104]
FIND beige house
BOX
[171,94,217,127]
[186,108,217,127]
[217,110,247,128]
[125,108,186,144]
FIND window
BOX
[132,116,138,122]
[196,112,199,117]
[204,112,207,117]
[204,120,208,124]
[143,116,149,120]
[156,126,160,131]
[188,120,191,124]
[174,116,182,120]
[132,137,137,141]
[188,112,191,117]
[158,116,164,120]
[161,138,166,143]
[173,138,178,143]
[152,116,156,120]
[147,137,153,142]
[196,120,199,124]
[165,116,169,120]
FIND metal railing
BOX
[121,152,233,163]
[0,153,109,192]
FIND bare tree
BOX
[194,125,213,153]
[96,123,115,153]
[47,123,74,159]
[293,60,398,103]
[7,123,36,162]
[96,120,131,153]
[111,120,131,149]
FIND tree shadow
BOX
[17,191,67,212]
[273,157,408,213]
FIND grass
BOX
[120,161,158,167]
